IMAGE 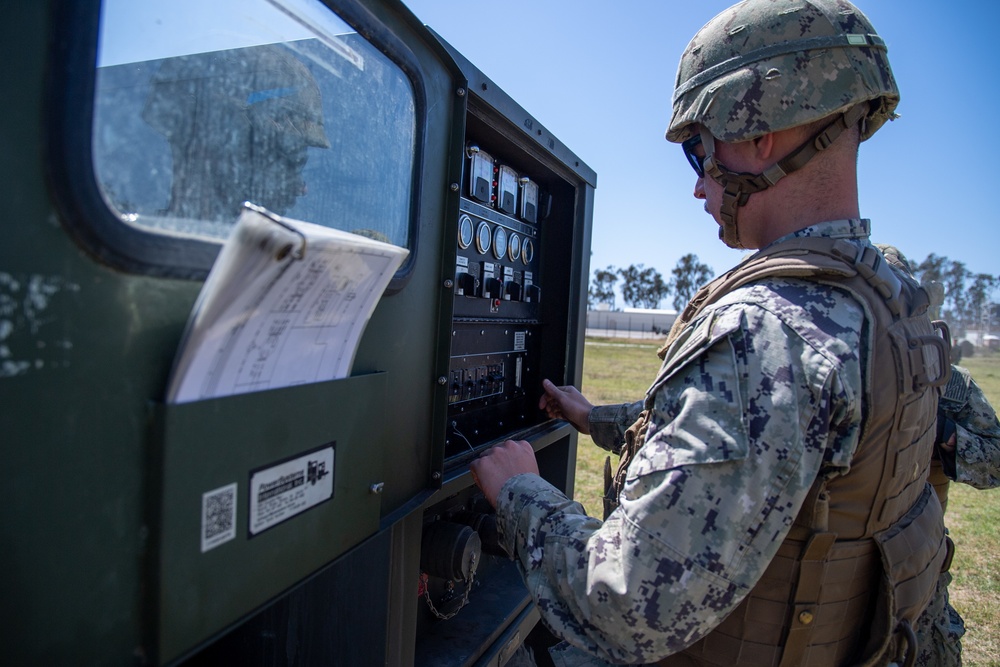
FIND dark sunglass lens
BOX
[682,135,704,177]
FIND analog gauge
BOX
[475,221,491,254]
[457,214,474,249]
[508,233,521,263]
[493,226,508,260]
[521,238,534,264]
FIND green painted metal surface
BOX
[0,0,593,663]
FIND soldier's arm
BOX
[537,379,644,454]
[588,400,645,454]
[942,367,1000,489]
[493,303,861,663]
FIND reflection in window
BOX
[93,0,416,248]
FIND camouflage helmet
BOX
[666,0,899,144]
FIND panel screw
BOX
[431,471,442,481]
[369,482,385,495]
[450,182,460,192]
[444,279,454,289]
[437,376,448,385]
[798,611,814,625]
[456,87,466,97]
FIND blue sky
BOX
[404,0,1000,302]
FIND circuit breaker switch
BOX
[456,272,478,297]
[505,281,522,301]
[482,277,503,300]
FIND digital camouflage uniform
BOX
[493,1,953,663]
[914,366,1000,667]
[939,367,1000,490]
[876,243,1000,667]
[536,366,999,667]
[496,220,885,665]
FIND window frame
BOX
[47,0,425,288]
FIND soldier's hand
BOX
[470,440,539,509]
[936,413,958,452]
[538,379,593,434]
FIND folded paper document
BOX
[166,205,408,403]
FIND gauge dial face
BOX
[508,233,521,263]
[493,226,508,260]
[458,214,474,249]
[475,221,491,254]
[521,238,534,264]
[497,166,518,214]
[520,179,539,223]
[468,148,494,204]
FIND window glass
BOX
[93,0,416,248]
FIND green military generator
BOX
[1,0,595,664]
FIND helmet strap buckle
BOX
[698,102,870,249]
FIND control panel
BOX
[418,33,594,667]
[444,106,575,463]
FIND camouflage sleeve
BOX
[494,295,862,664]
[588,401,644,455]
[913,572,964,667]
[945,368,1000,489]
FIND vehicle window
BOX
[93,0,416,248]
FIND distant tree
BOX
[617,264,641,308]
[966,273,1000,329]
[617,264,669,309]
[588,265,618,309]
[640,267,670,309]
[914,253,948,285]
[913,254,1000,333]
[944,260,969,326]
[669,253,714,311]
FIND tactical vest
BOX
[611,237,950,667]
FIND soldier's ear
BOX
[752,132,776,163]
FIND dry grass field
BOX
[571,338,1000,666]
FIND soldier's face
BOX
[691,131,760,227]
[690,129,724,226]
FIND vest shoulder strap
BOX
[661,236,908,357]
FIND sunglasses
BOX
[682,133,705,178]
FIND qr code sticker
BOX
[201,482,237,552]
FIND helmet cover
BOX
[666,0,898,144]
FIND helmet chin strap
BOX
[700,103,868,250]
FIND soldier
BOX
[876,243,1000,666]
[471,1,953,665]
[920,363,1000,666]
[934,366,1000,496]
